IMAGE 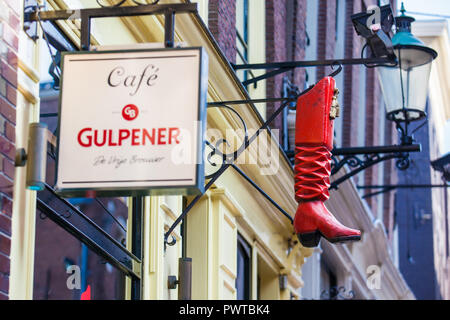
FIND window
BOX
[335,0,339,40]
[236,0,249,82]
[33,220,127,300]
[320,260,337,300]
[236,233,251,300]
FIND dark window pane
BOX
[236,234,251,300]
[33,208,127,300]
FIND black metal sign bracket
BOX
[24,2,198,50]
[329,144,421,190]
[164,87,317,249]
[37,184,141,279]
[232,56,397,87]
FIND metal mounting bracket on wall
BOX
[329,144,421,190]
[284,144,422,190]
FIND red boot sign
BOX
[294,77,361,247]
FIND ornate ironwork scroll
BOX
[329,144,420,189]
[164,95,308,247]
[205,104,249,179]
[96,0,160,8]
[320,286,355,300]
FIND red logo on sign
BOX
[122,104,139,121]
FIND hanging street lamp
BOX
[378,3,438,145]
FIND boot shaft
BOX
[295,77,336,151]
[294,145,331,202]
[294,77,337,202]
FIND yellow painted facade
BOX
[9,0,312,300]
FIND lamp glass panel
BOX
[378,48,432,121]
[396,47,434,69]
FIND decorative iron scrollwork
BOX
[331,152,411,176]
[331,153,382,176]
[204,104,249,179]
[320,286,355,300]
[164,98,298,248]
[165,234,177,247]
[290,144,420,190]
[96,0,127,7]
[328,61,343,78]
[395,153,410,170]
[96,0,160,8]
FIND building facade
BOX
[0,0,422,300]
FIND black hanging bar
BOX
[232,56,397,86]
[24,3,198,50]
[231,164,293,223]
[329,153,401,190]
[332,144,421,156]
[232,57,396,70]
[207,97,297,106]
[131,197,144,300]
[37,184,141,279]
[164,10,176,48]
[328,144,421,189]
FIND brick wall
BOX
[292,0,307,89]
[209,0,237,64]
[316,0,336,80]
[208,0,308,144]
[364,68,381,212]
[0,0,19,300]
[342,0,362,148]
[265,0,287,134]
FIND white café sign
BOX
[56,47,208,197]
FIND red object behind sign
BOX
[80,285,91,300]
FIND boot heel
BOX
[297,231,321,247]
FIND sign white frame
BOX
[55,47,208,197]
